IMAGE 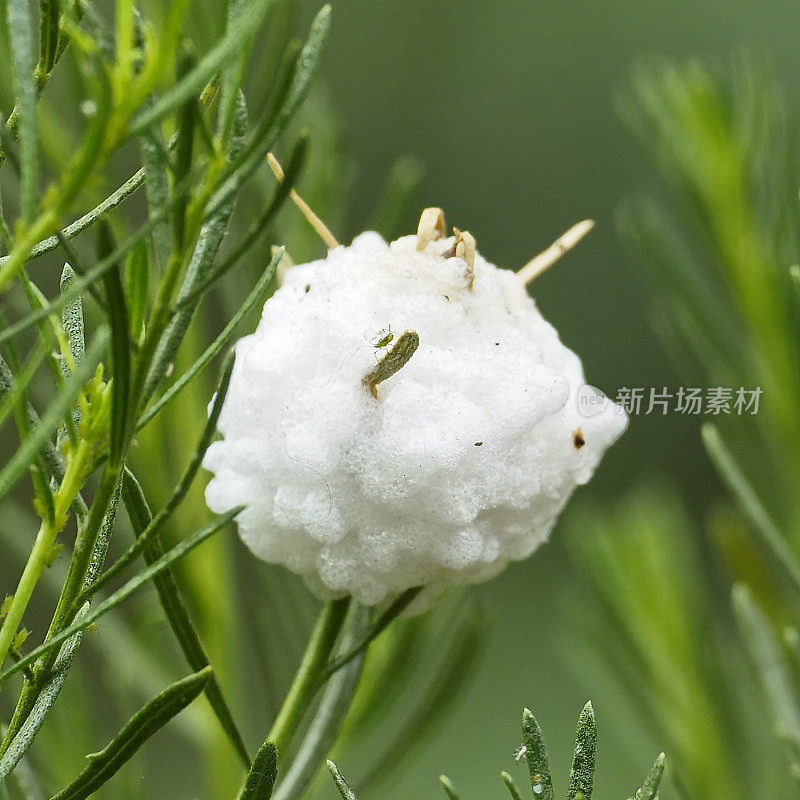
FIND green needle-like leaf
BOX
[522,708,554,800]
[733,585,800,760]
[238,741,278,800]
[38,0,60,76]
[125,241,149,341]
[59,264,85,370]
[0,328,108,506]
[629,753,665,800]
[50,667,212,800]
[170,47,199,252]
[0,162,206,349]
[92,351,235,597]
[9,168,145,265]
[439,775,461,800]
[501,771,524,800]
[139,127,171,272]
[119,464,251,767]
[96,221,131,466]
[328,761,358,800]
[6,0,38,225]
[703,424,800,596]
[567,702,597,800]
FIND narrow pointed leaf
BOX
[238,741,277,800]
[50,667,212,800]
[0,338,51,433]
[176,134,307,310]
[91,352,235,598]
[38,0,60,75]
[142,93,248,403]
[567,702,597,800]
[630,753,665,800]
[6,0,38,225]
[733,585,800,752]
[97,222,131,466]
[522,708,554,800]
[0,163,206,348]
[170,47,199,252]
[59,265,85,369]
[501,772,524,800]
[125,241,149,341]
[139,115,171,272]
[703,424,800,595]
[82,475,122,589]
[119,463,251,768]
[328,761,358,800]
[6,168,145,265]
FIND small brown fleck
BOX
[443,295,450,301]
[474,441,483,447]
[304,284,311,293]
[494,341,500,346]
[573,429,585,450]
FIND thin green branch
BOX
[266,597,351,757]
[321,587,422,680]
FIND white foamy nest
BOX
[204,226,627,609]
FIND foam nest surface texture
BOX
[204,230,627,608]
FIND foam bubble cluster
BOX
[204,228,627,607]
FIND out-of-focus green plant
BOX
[566,59,800,800]
[564,486,772,798]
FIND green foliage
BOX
[562,58,800,800]
[0,0,338,793]
[328,707,663,800]
[238,741,278,800]
[49,667,213,800]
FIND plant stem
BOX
[0,439,92,671]
[0,521,56,669]
[267,598,350,758]
[0,210,59,296]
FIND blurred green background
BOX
[3,1,800,798]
